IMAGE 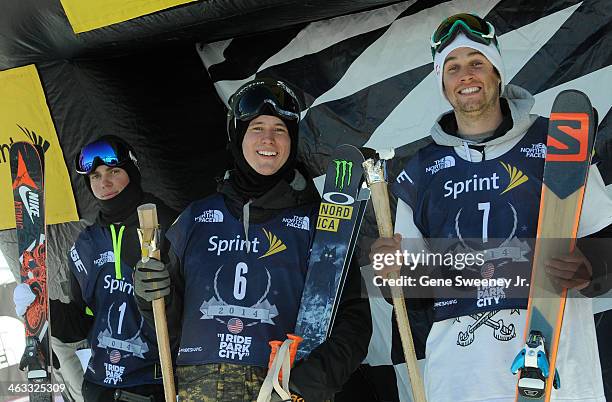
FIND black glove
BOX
[134,258,170,302]
[270,392,305,402]
[270,383,306,402]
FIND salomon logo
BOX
[548,112,589,162]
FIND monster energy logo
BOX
[334,159,353,190]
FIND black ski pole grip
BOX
[114,389,154,402]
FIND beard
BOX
[453,84,500,118]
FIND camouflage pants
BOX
[177,363,267,402]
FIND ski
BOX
[10,141,53,402]
[511,90,596,401]
[294,144,369,360]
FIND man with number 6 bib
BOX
[134,79,371,402]
[369,13,612,402]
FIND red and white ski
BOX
[10,141,53,402]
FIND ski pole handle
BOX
[267,334,303,381]
[363,154,427,402]
[137,204,176,402]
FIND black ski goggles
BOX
[230,80,301,123]
[430,13,498,57]
[75,137,134,175]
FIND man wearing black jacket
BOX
[134,79,371,402]
[15,135,178,401]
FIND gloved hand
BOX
[134,258,171,302]
[14,283,36,316]
[268,379,306,402]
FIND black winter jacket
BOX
[51,193,178,344]
[137,169,372,401]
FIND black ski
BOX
[294,144,369,360]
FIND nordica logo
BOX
[334,159,353,190]
[195,209,224,223]
[259,228,287,259]
[94,251,115,267]
[443,162,528,199]
[426,156,455,175]
[282,215,310,231]
[520,143,546,159]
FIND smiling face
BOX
[88,165,130,200]
[443,47,501,117]
[241,115,291,175]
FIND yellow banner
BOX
[0,65,79,230]
[61,0,197,33]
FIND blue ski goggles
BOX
[230,80,301,123]
[75,137,134,175]
[430,13,498,57]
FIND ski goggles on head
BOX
[230,80,301,123]
[430,13,498,57]
[75,137,134,175]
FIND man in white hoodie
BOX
[370,13,612,402]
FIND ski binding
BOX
[511,330,560,399]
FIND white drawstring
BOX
[462,141,473,162]
[243,200,252,241]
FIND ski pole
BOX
[137,204,176,402]
[363,151,427,402]
[267,334,303,381]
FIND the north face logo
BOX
[520,143,546,159]
[94,251,115,267]
[282,216,310,231]
[425,156,455,175]
[195,209,224,223]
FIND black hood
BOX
[218,164,320,223]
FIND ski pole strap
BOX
[258,339,292,402]
[110,224,125,279]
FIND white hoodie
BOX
[394,85,611,402]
